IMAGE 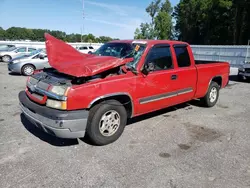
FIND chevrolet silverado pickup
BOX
[19,33,230,145]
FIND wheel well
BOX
[3,54,12,59]
[22,64,36,70]
[212,76,222,87]
[89,95,133,118]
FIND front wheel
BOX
[201,81,220,107]
[86,100,127,146]
[2,55,11,62]
[21,64,35,76]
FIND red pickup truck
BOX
[19,34,230,145]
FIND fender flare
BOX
[88,92,134,118]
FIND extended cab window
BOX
[174,46,191,67]
[146,46,173,71]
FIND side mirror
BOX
[142,62,155,75]
[39,55,44,59]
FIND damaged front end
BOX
[44,33,133,77]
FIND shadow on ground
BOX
[127,100,202,125]
[20,99,206,146]
[21,114,79,147]
[229,75,250,83]
[8,72,23,76]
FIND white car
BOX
[77,46,95,54]
[0,46,37,62]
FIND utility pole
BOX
[81,0,85,43]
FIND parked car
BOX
[8,49,49,76]
[19,34,230,146]
[0,46,37,62]
[0,44,16,51]
[77,46,95,54]
[238,62,250,80]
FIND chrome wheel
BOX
[23,65,34,76]
[209,87,217,103]
[99,110,120,137]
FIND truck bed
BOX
[194,62,230,99]
[195,60,227,65]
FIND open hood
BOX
[45,33,129,77]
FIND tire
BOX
[21,64,35,76]
[2,55,11,62]
[86,100,127,146]
[201,81,220,107]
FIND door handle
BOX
[171,74,178,80]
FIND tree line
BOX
[0,27,118,43]
[134,0,250,45]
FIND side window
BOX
[79,47,88,50]
[28,48,36,52]
[16,47,26,52]
[146,46,173,71]
[174,46,191,67]
[89,46,94,49]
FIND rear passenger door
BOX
[172,44,197,103]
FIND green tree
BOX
[0,27,6,40]
[155,11,172,39]
[0,26,118,43]
[146,0,161,24]
[154,0,173,39]
[134,0,173,40]
[173,0,250,45]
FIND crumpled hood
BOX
[45,33,129,77]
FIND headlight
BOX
[46,99,67,110]
[49,86,70,96]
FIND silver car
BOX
[8,49,50,76]
[238,62,250,81]
[0,46,37,62]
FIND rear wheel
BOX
[21,64,35,76]
[201,81,220,107]
[2,55,11,62]
[86,100,127,146]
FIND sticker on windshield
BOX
[135,45,140,52]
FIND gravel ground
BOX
[0,64,250,188]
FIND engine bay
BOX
[32,66,126,86]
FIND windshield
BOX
[126,43,147,69]
[93,43,133,58]
[93,42,146,68]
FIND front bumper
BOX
[8,63,22,73]
[19,91,89,139]
[238,72,250,78]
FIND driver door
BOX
[135,44,181,115]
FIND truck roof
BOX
[109,39,188,46]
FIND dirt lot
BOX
[0,64,250,188]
